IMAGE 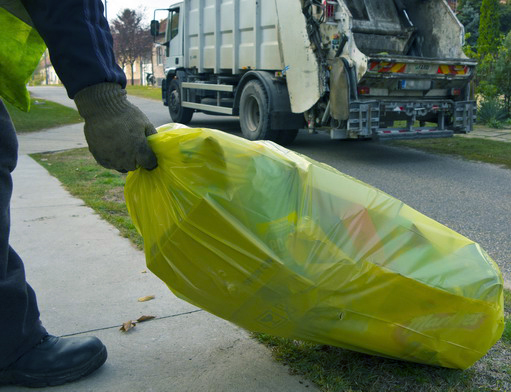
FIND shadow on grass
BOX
[254,332,510,392]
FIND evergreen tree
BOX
[477,0,501,57]
[499,2,511,35]
[458,0,482,47]
[494,32,511,114]
[457,0,511,48]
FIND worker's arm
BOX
[20,0,125,98]
[21,0,157,172]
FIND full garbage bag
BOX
[125,124,504,369]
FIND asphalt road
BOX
[29,86,511,288]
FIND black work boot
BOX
[0,335,107,388]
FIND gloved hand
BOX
[74,83,158,172]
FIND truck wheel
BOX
[168,79,193,124]
[276,130,298,146]
[239,80,279,141]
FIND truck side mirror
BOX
[150,20,160,37]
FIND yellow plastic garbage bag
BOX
[125,124,504,369]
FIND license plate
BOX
[399,80,431,90]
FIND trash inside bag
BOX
[125,124,504,369]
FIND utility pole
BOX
[104,0,108,21]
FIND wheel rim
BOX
[245,95,260,133]
[170,89,180,114]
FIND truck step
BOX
[376,127,453,141]
[201,98,234,108]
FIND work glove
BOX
[74,83,158,172]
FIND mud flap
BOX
[330,59,350,121]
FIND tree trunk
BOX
[130,62,135,86]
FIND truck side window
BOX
[169,10,179,40]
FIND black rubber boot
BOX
[0,335,107,388]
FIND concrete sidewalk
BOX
[4,130,316,391]
[459,126,511,143]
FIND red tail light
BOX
[358,86,370,95]
[324,1,336,21]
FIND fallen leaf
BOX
[138,295,155,302]
[120,320,136,332]
[141,270,147,274]
[137,315,156,323]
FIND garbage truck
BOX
[151,0,477,144]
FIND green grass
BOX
[253,334,475,392]
[126,85,162,101]
[32,148,143,250]
[31,147,511,392]
[252,281,511,392]
[253,290,511,391]
[504,290,511,345]
[5,97,83,132]
[390,137,511,169]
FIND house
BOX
[31,49,60,85]
[150,18,168,86]
[117,18,168,87]
[122,57,152,86]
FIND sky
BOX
[102,0,178,24]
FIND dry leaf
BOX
[120,320,136,332]
[138,295,155,302]
[137,315,156,323]
[141,270,147,274]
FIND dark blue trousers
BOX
[0,100,46,369]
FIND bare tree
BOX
[111,9,152,85]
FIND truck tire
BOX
[275,130,298,146]
[168,79,193,124]
[239,80,279,141]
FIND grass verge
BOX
[32,148,142,250]
[390,137,511,169]
[503,290,511,346]
[252,290,511,392]
[126,85,162,101]
[32,147,511,392]
[5,97,82,132]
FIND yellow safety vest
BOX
[0,1,46,111]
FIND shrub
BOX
[477,98,507,127]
